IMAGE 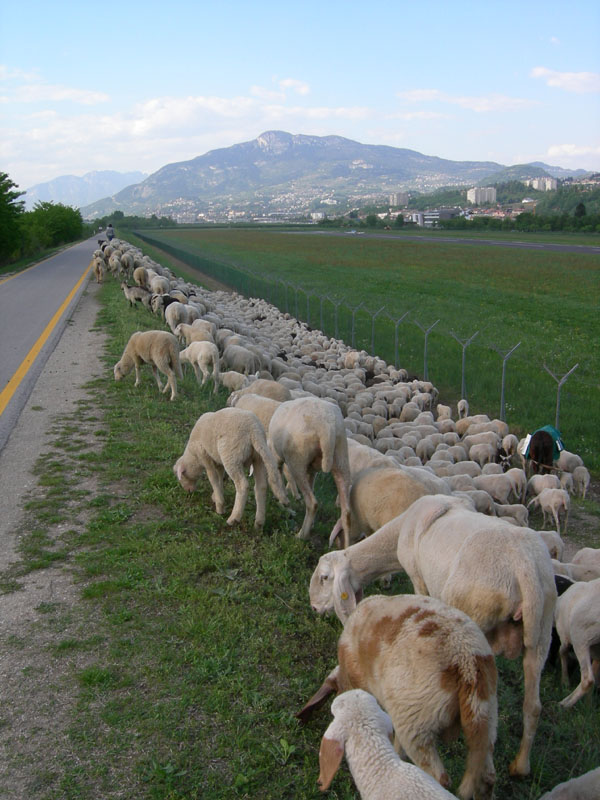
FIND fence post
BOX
[349,302,364,349]
[450,330,479,401]
[492,342,521,421]
[366,306,385,355]
[386,311,410,369]
[414,319,440,381]
[332,298,343,340]
[543,362,579,431]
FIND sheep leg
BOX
[397,731,449,790]
[283,464,300,499]
[294,468,318,539]
[560,632,595,708]
[508,645,542,777]
[133,361,143,387]
[151,365,164,392]
[203,459,225,514]
[251,457,268,528]
[192,363,202,383]
[331,465,351,549]
[165,370,178,401]
[223,462,249,526]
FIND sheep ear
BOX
[318,735,345,791]
[333,567,357,622]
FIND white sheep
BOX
[334,464,450,544]
[527,473,561,497]
[221,343,261,375]
[552,559,600,583]
[113,330,182,401]
[310,495,556,778]
[468,442,497,468]
[554,578,600,707]
[493,502,529,527]
[268,396,352,545]
[179,341,220,393]
[220,371,250,392]
[316,690,458,799]
[472,473,514,505]
[572,466,590,499]
[538,767,600,800]
[457,398,469,419]
[527,488,570,534]
[572,547,600,573]
[173,407,288,528]
[555,450,583,473]
[229,378,292,404]
[91,257,105,283]
[300,595,497,799]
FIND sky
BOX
[1,0,599,191]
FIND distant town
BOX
[146,173,600,226]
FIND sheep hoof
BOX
[508,757,530,778]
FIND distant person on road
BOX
[106,223,115,241]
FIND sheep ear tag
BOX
[340,591,348,600]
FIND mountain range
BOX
[72,132,590,220]
[24,170,147,211]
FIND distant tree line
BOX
[92,209,176,234]
[441,207,600,233]
[0,172,85,266]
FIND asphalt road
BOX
[296,230,600,254]
[0,236,99,454]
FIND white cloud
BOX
[550,37,560,46]
[279,78,310,96]
[531,67,600,93]
[397,88,535,112]
[547,143,600,159]
[387,110,449,121]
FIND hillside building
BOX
[524,177,557,191]
[389,192,409,206]
[467,186,497,205]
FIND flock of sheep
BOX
[92,239,599,800]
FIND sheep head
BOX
[173,457,197,492]
[309,551,360,623]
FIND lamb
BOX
[268,396,352,545]
[436,403,452,420]
[572,466,590,499]
[113,330,182,401]
[316,690,458,799]
[174,321,212,346]
[179,341,220,393]
[173,407,288,528]
[300,595,497,799]
[538,768,600,800]
[310,495,556,778]
[527,488,570,534]
[554,578,600,707]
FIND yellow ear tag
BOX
[340,592,348,600]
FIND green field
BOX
[133,228,600,473]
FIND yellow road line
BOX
[0,261,92,417]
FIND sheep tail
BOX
[251,429,288,506]
[320,424,337,474]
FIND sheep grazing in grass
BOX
[316,691,460,800]
[174,407,289,528]
[268,396,352,546]
[310,494,556,779]
[299,595,497,800]
[554,578,600,708]
[113,330,182,401]
[572,466,590,499]
[179,341,220,393]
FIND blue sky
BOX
[1,0,599,189]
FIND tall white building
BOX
[524,177,558,191]
[467,187,497,205]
